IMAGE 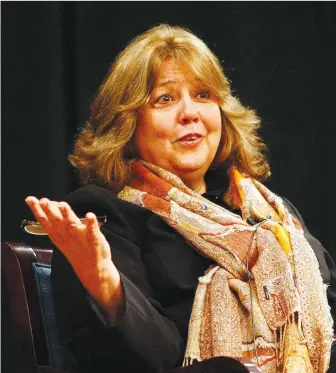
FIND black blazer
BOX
[51,184,336,373]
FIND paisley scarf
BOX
[118,160,333,373]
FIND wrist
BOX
[78,259,121,305]
[93,263,126,325]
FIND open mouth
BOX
[176,133,204,147]
[177,133,202,142]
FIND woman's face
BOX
[135,58,222,185]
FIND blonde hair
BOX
[69,24,270,189]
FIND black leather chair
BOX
[1,242,76,373]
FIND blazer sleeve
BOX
[282,197,336,328]
[51,185,184,373]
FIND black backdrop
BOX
[3,2,336,257]
[2,2,336,372]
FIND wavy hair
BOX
[69,24,270,189]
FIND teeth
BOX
[183,136,197,141]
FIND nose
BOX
[178,93,200,125]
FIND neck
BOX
[182,176,207,194]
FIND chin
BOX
[172,158,211,174]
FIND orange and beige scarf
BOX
[118,160,333,373]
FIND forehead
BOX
[153,58,202,87]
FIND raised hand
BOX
[25,196,124,322]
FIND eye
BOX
[196,91,210,99]
[156,94,173,103]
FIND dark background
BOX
[3,2,336,257]
[2,2,336,372]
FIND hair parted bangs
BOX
[69,24,270,190]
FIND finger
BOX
[39,198,64,224]
[25,196,52,230]
[58,202,83,227]
[85,212,101,245]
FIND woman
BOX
[25,25,335,373]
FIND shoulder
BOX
[281,196,334,284]
[281,196,320,247]
[281,197,307,229]
[66,184,154,242]
[67,184,123,208]
[67,184,146,214]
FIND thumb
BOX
[85,212,100,244]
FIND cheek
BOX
[139,127,170,142]
[153,128,170,140]
[136,114,173,155]
[205,106,222,133]
[145,113,174,140]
